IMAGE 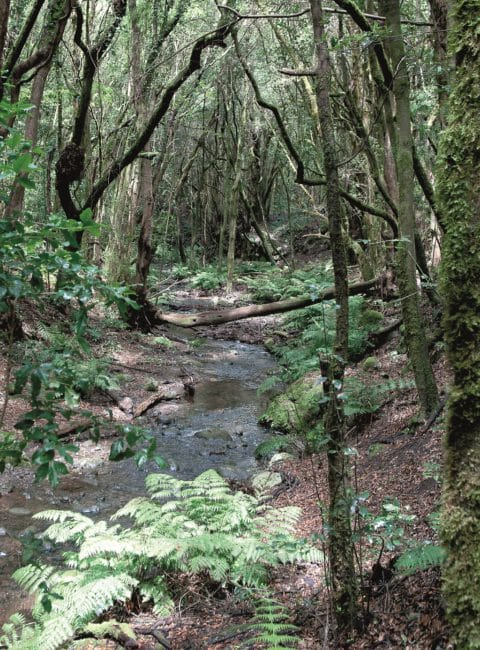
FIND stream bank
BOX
[0,313,281,625]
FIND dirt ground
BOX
[0,289,450,649]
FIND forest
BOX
[0,0,479,648]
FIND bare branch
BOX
[218,3,432,26]
[217,4,311,19]
[279,67,317,77]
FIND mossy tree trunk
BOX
[381,0,438,418]
[437,3,480,647]
[310,0,357,636]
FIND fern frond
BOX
[139,577,175,616]
[248,594,299,649]
[112,497,163,525]
[78,534,140,560]
[37,616,75,650]
[13,564,57,593]
[396,543,445,574]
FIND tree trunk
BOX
[437,3,480,647]
[310,0,357,635]
[154,277,379,327]
[382,0,438,417]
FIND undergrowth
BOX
[1,470,318,650]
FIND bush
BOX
[2,470,319,649]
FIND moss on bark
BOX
[437,2,480,646]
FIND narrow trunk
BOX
[310,0,357,635]
[382,0,438,417]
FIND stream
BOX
[0,337,277,623]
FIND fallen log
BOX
[154,277,380,327]
[56,418,94,438]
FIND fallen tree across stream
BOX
[154,277,382,327]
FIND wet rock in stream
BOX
[194,428,233,442]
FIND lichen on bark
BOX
[437,2,480,647]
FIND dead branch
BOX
[154,277,381,327]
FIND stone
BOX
[119,396,134,414]
[194,429,233,442]
[251,471,283,493]
[8,507,32,516]
[260,371,325,434]
[268,452,295,467]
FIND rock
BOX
[81,504,100,515]
[119,396,134,414]
[8,507,32,516]
[0,527,7,536]
[251,471,283,493]
[233,425,244,436]
[109,406,132,421]
[194,429,233,442]
[268,452,295,467]
[363,356,379,371]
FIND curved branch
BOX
[84,22,232,212]
[234,33,398,234]
[3,0,46,92]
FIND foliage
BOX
[190,267,226,290]
[396,543,446,575]
[248,594,299,648]
[260,369,414,458]
[240,264,333,303]
[5,470,320,649]
[275,296,382,381]
[355,497,416,553]
[260,371,325,434]
[255,434,295,460]
[0,99,159,484]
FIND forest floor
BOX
[0,278,450,649]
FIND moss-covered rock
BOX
[363,356,379,372]
[259,371,325,434]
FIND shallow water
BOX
[0,338,277,622]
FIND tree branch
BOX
[84,22,232,212]
[234,32,398,233]
[155,277,381,327]
[217,3,432,26]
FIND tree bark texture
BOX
[310,0,357,635]
[437,3,480,647]
[382,0,438,417]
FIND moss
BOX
[359,309,383,327]
[362,356,379,372]
[260,371,324,434]
[437,3,480,646]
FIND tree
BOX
[437,2,480,647]
[310,0,357,635]
[381,0,438,417]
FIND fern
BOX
[396,542,446,574]
[247,595,299,649]
[255,435,294,459]
[7,469,319,649]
